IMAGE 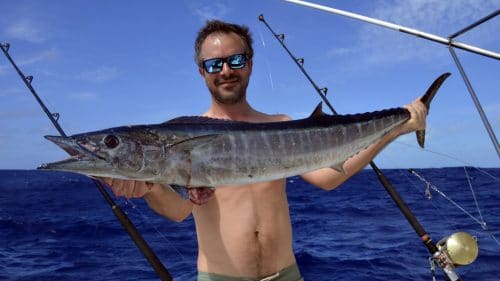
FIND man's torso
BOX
[193,179,296,277]
[193,111,297,278]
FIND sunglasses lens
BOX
[203,58,223,73]
[228,54,246,69]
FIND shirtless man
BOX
[103,20,427,281]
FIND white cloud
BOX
[5,19,48,43]
[76,66,119,82]
[0,48,57,76]
[326,47,353,58]
[0,88,25,98]
[0,108,41,119]
[188,1,230,22]
[353,0,499,65]
[21,48,57,65]
[484,103,500,126]
[0,64,8,75]
[484,102,500,114]
[67,91,98,101]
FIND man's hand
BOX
[101,178,156,198]
[101,177,214,206]
[100,178,195,221]
[395,97,428,136]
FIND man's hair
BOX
[194,20,253,65]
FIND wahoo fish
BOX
[39,73,450,188]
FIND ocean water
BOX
[0,168,499,281]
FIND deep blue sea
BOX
[1,168,499,281]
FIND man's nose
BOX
[219,62,233,76]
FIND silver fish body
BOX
[40,73,450,188]
[184,109,408,187]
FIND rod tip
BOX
[0,43,10,51]
[258,14,264,21]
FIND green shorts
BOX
[197,264,303,281]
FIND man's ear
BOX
[198,66,204,77]
[247,59,253,73]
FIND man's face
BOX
[199,32,252,105]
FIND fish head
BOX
[39,126,165,180]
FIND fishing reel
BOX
[435,232,478,266]
[431,231,478,277]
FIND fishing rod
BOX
[0,43,173,281]
[259,15,477,281]
[284,0,500,60]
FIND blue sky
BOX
[0,0,498,169]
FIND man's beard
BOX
[209,75,248,105]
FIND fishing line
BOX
[390,165,466,238]
[396,168,496,281]
[257,26,276,93]
[408,169,500,247]
[383,144,497,232]
[463,167,485,228]
[121,198,189,262]
[408,169,485,228]
[462,168,500,247]
[393,140,499,182]
[383,141,500,250]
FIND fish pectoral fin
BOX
[169,134,221,152]
[330,163,346,174]
[168,184,189,200]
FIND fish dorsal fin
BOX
[308,102,326,119]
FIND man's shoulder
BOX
[255,112,291,123]
[271,113,292,122]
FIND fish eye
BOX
[103,135,119,149]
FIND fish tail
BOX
[416,72,451,148]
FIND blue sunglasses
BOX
[201,53,248,74]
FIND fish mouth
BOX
[38,135,112,175]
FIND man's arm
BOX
[301,97,428,190]
[101,178,193,222]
